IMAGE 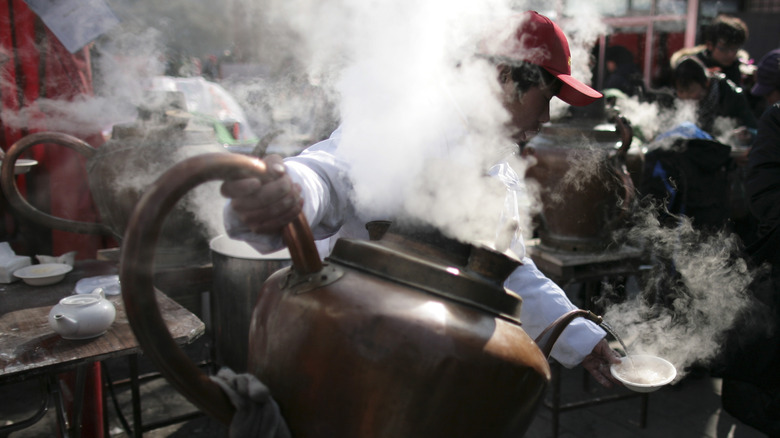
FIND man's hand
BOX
[581,339,623,388]
[220,154,303,234]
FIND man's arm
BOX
[222,129,353,254]
[506,258,621,386]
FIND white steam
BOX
[596,91,766,379]
[253,0,562,246]
[602,207,760,380]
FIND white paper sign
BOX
[23,0,120,53]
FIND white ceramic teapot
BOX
[49,288,116,340]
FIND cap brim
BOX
[556,74,603,106]
[751,82,773,97]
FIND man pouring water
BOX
[222,11,622,387]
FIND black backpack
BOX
[639,138,734,232]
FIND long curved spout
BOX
[534,309,603,358]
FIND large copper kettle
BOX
[0,92,227,266]
[523,104,637,252]
[120,152,602,437]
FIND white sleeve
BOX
[505,257,606,368]
[224,130,353,254]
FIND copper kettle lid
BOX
[327,221,523,324]
[532,98,623,145]
[110,90,216,145]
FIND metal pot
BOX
[0,92,227,266]
[120,152,602,437]
[209,234,291,372]
[523,108,636,252]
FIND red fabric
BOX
[58,363,105,438]
[1,4,110,434]
[1,0,112,260]
[0,6,114,437]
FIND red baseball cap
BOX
[483,11,602,107]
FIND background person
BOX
[603,44,644,97]
[719,101,780,436]
[672,14,751,88]
[673,55,757,143]
[221,11,622,386]
[750,48,780,112]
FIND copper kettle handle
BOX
[534,309,603,358]
[610,116,636,215]
[613,115,633,157]
[0,132,113,236]
[120,152,322,425]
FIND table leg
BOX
[71,365,87,438]
[550,361,561,438]
[101,368,109,438]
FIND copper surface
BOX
[524,112,637,252]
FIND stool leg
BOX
[639,393,649,428]
[551,361,561,438]
[129,355,143,438]
[582,280,602,393]
[51,375,69,437]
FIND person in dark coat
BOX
[671,15,750,87]
[603,45,643,97]
[750,48,780,113]
[673,55,757,142]
[718,102,780,436]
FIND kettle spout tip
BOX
[584,310,603,325]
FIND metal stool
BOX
[528,241,650,438]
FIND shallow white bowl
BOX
[610,354,677,393]
[0,159,38,175]
[14,263,73,286]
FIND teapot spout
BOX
[52,314,79,337]
[534,309,603,358]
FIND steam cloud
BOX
[3,0,603,249]
[272,0,525,244]
[601,206,769,381]
[243,0,604,246]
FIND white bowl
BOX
[610,354,677,393]
[0,159,38,175]
[14,263,73,286]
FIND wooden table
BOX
[0,259,206,436]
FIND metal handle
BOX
[120,152,323,425]
[609,115,637,218]
[534,309,603,358]
[613,115,633,158]
[0,132,112,236]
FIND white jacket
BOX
[225,128,606,367]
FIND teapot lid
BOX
[59,295,101,306]
[327,223,523,324]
